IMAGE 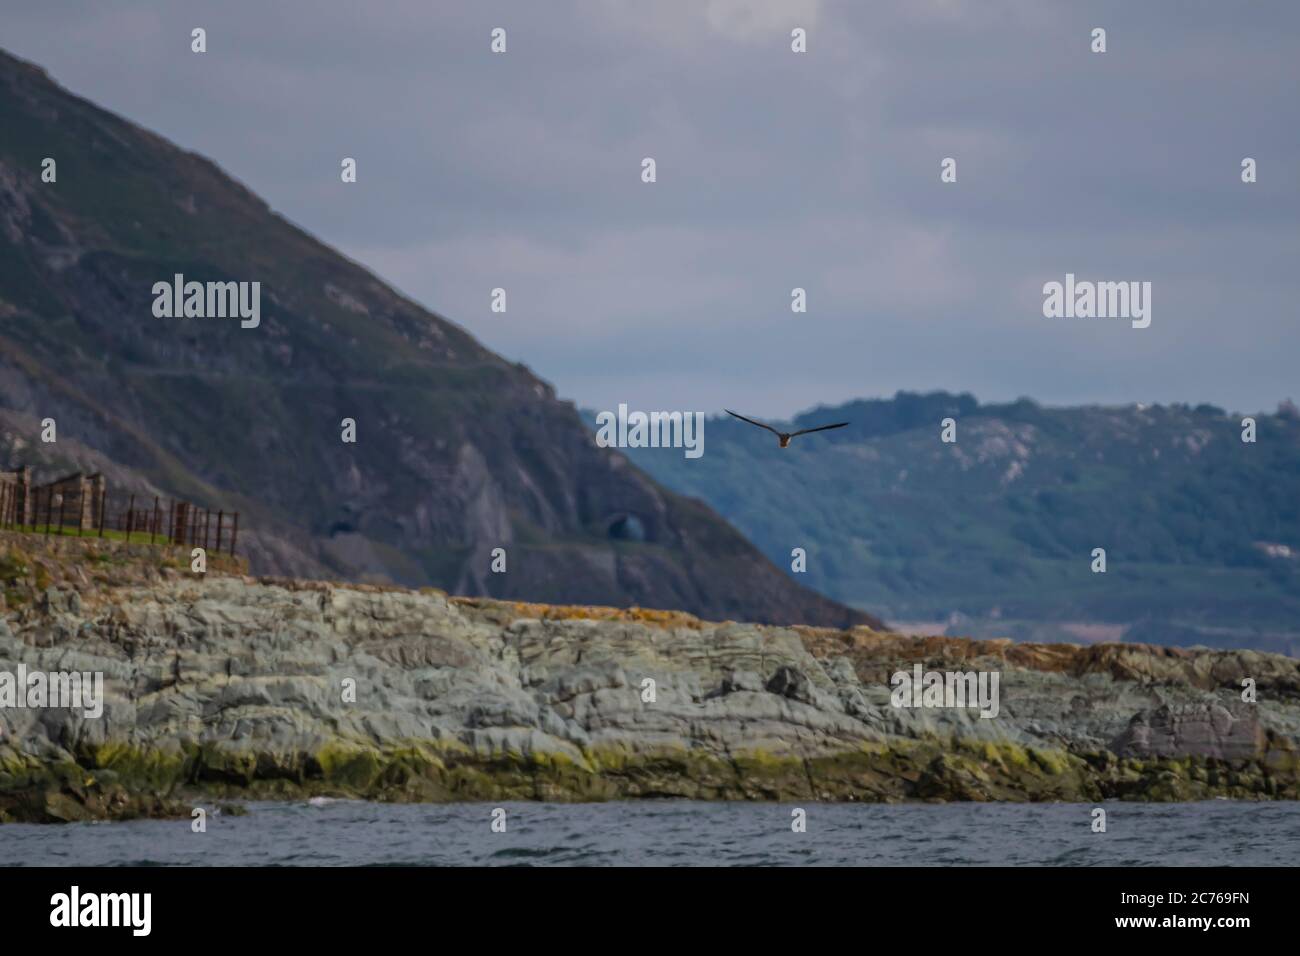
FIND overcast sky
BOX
[6,0,1298,418]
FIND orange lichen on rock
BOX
[450,597,707,629]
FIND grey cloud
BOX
[3,0,1297,417]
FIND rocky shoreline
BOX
[1,535,1298,822]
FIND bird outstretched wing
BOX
[789,421,849,438]
[725,409,782,436]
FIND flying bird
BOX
[724,409,849,448]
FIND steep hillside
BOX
[0,49,873,629]
[613,392,1300,653]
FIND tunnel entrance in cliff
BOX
[606,513,646,542]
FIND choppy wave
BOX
[3,800,1298,866]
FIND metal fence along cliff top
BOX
[0,466,238,555]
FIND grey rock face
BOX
[1,574,1298,812]
[1111,703,1263,760]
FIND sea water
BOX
[2,799,1297,866]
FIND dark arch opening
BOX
[606,513,646,542]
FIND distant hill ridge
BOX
[611,391,1300,654]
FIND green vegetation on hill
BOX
[609,392,1300,654]
[0,529,246,611]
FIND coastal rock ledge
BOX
[2,559,1299,821]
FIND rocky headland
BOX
[1,533,1298,822]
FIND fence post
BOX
[230,513,238,556]
[126,494,136,543]
[216,511,224,554]
[98,486,107,538]
[151,496,159,544]
[44,487,51,536]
